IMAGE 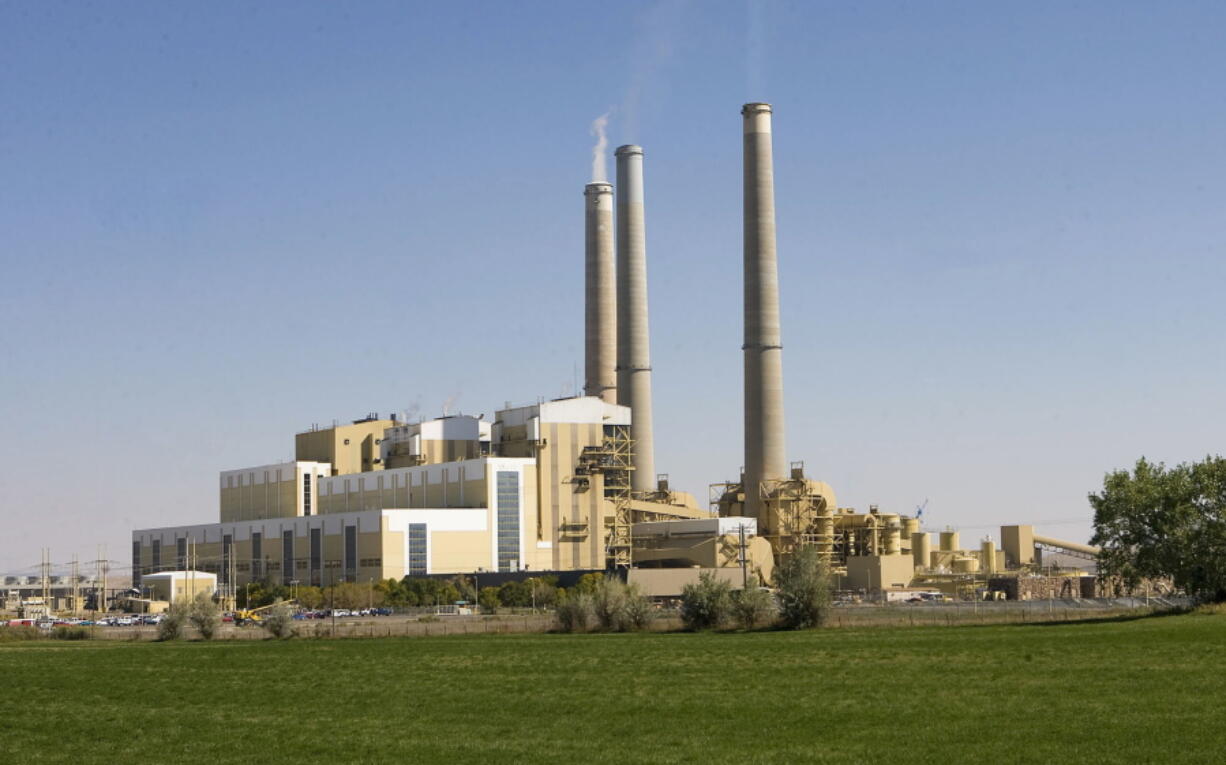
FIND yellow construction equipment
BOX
[235,599,296,625]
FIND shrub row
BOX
[555,577,653,633]
[680,547,833,632]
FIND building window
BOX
[176,538,187,570]
[303,473,313,516]
[132,541,142,589]
[282,530,294,586]
[152,539,162,571]
[344,438,350,446]
[344,525,357,582]
[310,527,322,586]
[496,471,520,573]
[408,524,427,576]
[252,532,262,579]
[222,534,233,584]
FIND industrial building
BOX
[130,102,1099,602]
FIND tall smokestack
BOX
[742,102,786,521]
[615,144,655,494]
[584,182,616,403]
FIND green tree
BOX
[775,547,832,630]
[680,572,732,631]
[497,580,533,607]
[478,586,502,613]
[1091,456,1226,602]
[296,586,324,609]
[574,572,605,595]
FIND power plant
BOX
[127,103,1100,602]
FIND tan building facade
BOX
[295,418,396,476]
[381,415,491,468]
[219,461,331,522]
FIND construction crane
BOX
[235,600,297,625]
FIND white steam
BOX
[590,111,611,182]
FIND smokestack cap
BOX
[584,182,613,194]
[614,144,644,157]
[742,102,773,115]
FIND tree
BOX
[157,601,188,641]
[261,599,297,640]
[497,580,533,607]
[592,576,629,631]
[621,583,654,631]
[555,591,593,633]
[188,591,222,640]
[574,572,605,595]
[775,546,832,630]
[478,587,502,613]
[526,576,559,608]
[296,586,324,609]
[1091,456,1226,603]
[733,576,776,630]
[680,572,732,631]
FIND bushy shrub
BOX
[0,626,43,642]
[260,600,297,640]
[733,577,777,630]
[51,626,90,641]
[680,572,732,631]
[188,591,222,641]
[158,602,188,641]
[622,585,654,631]
[593,577,628,630]
[555,591,594,633]
[775,546,832,630]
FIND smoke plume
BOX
[590,111,611,182]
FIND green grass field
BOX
[2,612,1223,764]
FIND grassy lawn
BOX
[2,612,1223,764]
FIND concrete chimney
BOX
[615,145,655,493]
[584,182,616,404]
[742,102,786,521]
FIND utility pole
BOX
[41,548,51,618]
[738,524,749,589]
[71,555,80,615]
[96,544,107,614]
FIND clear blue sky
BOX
[2,1,1223,574]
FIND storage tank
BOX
[912,532,931,571]
[952,556,979,574]
[980,539,996,574]
[939,530,960,552]
[902,517,920,538]
[882,514,901,555]
[818,512,835,557]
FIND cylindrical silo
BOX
[882,514,901,555]
[939,530,961,552]
[980,538,996,574]
[584,182,616,404]
[952,556,980,574]
[615,145,655,493]
[912,532,931,570]
[742,102,787,523]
